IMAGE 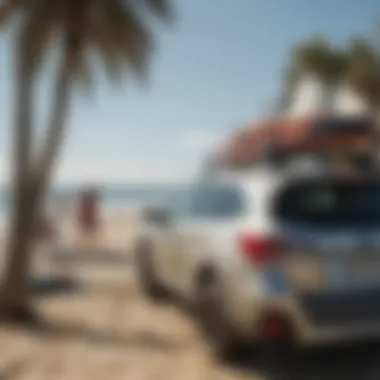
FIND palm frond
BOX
[144,0,173,21]
[73,48,94,94]
[92,34,127,85]
[102,0,154,81]
[2,0,172,87]
[18,0,58,73]
[87,10,132,84]
[62,0,91,74]
[0,0,24,27]
[293,37,347,81]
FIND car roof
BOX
[196,167,282,201]
[203,157,380,186]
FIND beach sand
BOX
[0,211,378,380]
[0,211,257,380]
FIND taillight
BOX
[260,313,291,341]
[239,233,282,265]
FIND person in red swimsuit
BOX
[78,188,99,235]
[75,187,101,253]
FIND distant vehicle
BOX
[135,164,380,358]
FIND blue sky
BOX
[0,0,379,184]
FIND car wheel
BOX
[135,240,167,301]
[195,269,243,360]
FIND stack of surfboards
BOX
[219,115,377,169]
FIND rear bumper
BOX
[300,323,380,346]
[249,296,380,346]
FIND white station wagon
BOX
[135,162,380,358]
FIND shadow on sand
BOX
[31,276,83,296]
[37,321,182,352]
[51,250,132,266]
[0,355,36,380]
[227,342,380,380]
[29,278,171,352]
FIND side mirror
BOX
[142,206,172,227]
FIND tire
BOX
[135,240,167,301]
[195,268,244,360]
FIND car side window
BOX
[160,188,191,220]
[187,183,245,219]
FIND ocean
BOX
[0,184,188,234]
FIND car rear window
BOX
[274,179,380,228]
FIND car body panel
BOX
[135,167,380,345]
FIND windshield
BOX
[274,179,380,228]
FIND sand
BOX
[1,211,380,380]
[0,211,254,380]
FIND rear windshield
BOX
[274,179,380,228]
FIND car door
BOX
[155,187,191,290]
[169,182,247,297]
[163,184,202,296]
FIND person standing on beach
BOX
[77,187,101,253]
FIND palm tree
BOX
[277,64,298,115]
[345,37,380,117]
[0,0,172,321]
[284,37,347,114]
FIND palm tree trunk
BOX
[33,60,71,212]
[0,46,35,319]
[0,53,72,321]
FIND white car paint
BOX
[136,167,380,346]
